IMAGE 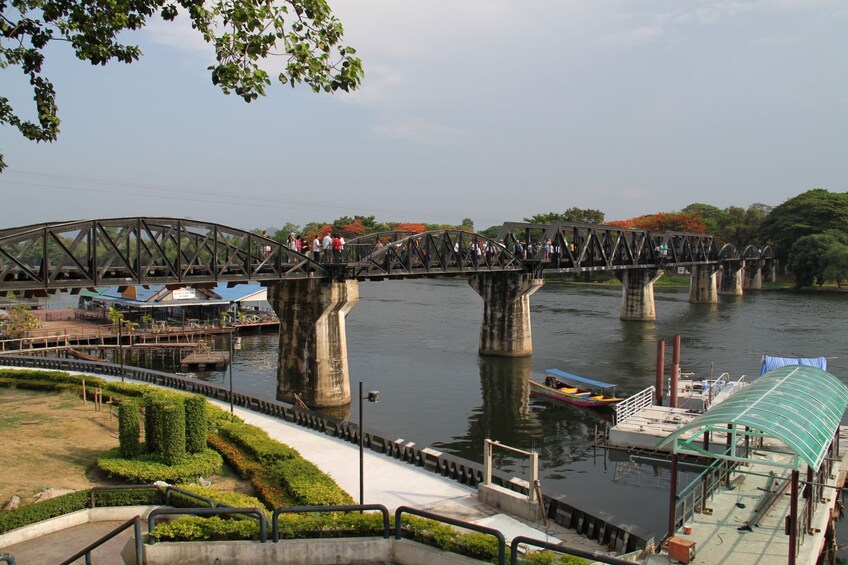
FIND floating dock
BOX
[179,351,229,370]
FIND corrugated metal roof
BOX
[657,365,848,470]
[81,284,266,305]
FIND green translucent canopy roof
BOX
[657,365,848,470]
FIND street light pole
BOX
[359,381,379,506]
[359,380,364,506]
[229,328,235,416]
[118,320,124,382]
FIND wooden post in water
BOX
[655,340,665,406]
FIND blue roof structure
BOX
[544,368,617,390]
[81,284,266,307]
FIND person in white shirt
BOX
[311,236,321,262]
[322,233,332,262]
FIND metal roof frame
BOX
[657,365,848,471]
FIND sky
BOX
[1,0,846,233]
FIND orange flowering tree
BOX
[608,213,706,233]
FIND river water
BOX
[133,278,848,540]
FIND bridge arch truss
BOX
[0,217,325,295]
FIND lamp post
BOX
[228,303,238,415]
[359,381,380,506]
[229,328,236,415]
[118,319,124,382]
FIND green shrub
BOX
[0,491,88,534]
[217,419,298,464]
[119,401,142,458]
[12,380,64,392]
[184,395,207,454]
[176,484,267,512]
[207,434,261,479]
[150,515,260,542]
[270,458,353,506]
[144,394,165,454]
[97,448,222,483]
[91,488,161,507]
[160,401,186,465]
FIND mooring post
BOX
[670,335,681,409]
[655,340,665,406]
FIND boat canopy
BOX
[760,354,827,375]
[544,369,617,390]
[657,365,848,471]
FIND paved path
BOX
[1,520,143,565]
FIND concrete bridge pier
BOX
[743,261,763,290]
[689,264,719,304]
[718,261,743,296]
[267,279,359,408]
[469,273,544,357]
[615,268,663,321]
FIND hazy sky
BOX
[1,0,845,233]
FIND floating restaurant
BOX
[78,283,275,327]
[605,359,848,564]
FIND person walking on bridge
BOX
[322,232,332,262]
[311,235,321,262]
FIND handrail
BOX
[271,504,390,542]
[394,505,506,565]
[57,516,142,565]
[0,554,15,565]
[509,536,636,565]
[147,507,268,544]
[613,386,655,426]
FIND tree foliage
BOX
[759,189,848,260]
[523,208,605,224]
[0,304,40,337]
[1,0,363,170]
[608,212,706,233]
[788,233,841,287]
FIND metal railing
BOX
[613,386,655,426]
[394,505,506,565]
[510,536,638,565]
[272,504,390,542]
[57,516,142,565]
[673,458,735,532]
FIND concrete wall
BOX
[143,537,486,565]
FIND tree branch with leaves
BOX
[0,0,363,170]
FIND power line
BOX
[1,169,492,225]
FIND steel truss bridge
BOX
[0,218,774,295]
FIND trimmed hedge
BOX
[150,516,260,542]
[119,401,143,458]
[0,491,88,534]
[216,419,298,464]
[184,395,207,454]
[97,448,222,484]
[270,458,353,506]
[160,401,186,465]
